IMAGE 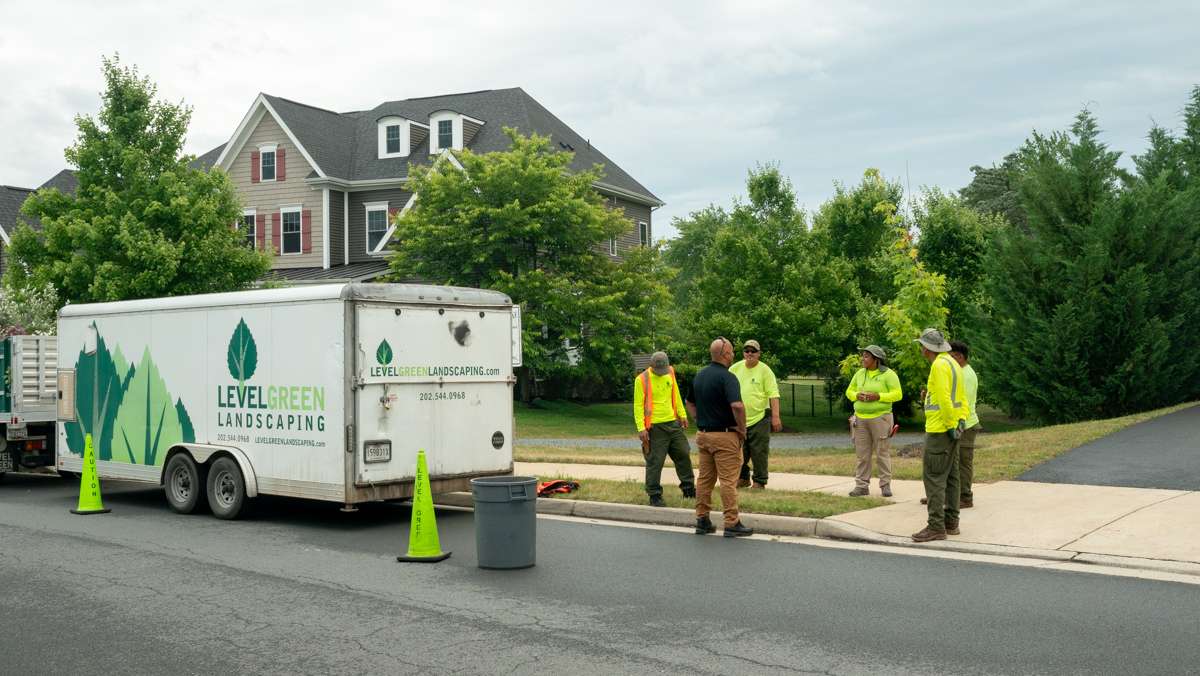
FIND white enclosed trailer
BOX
[55,283,520,518]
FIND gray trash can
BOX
[470,475,538,569]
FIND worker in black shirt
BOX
[685,337,753,537]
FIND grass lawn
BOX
[516,395,1033,439]
[518,402,1196,483]
[537,475,887,519]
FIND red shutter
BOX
[301,210,312,253]
[271,212,281,255]
[276,147,286,181]
[256,218,266,250]
[251,151,260,183]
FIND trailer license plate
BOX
[364,441,391,464]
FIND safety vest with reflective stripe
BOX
[634,367,683,432]
[924,353,969,433]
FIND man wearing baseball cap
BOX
[633,351,696,507]
[729,339,782,490]
[911,328,971,543]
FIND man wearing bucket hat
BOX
[730,339,782,490]
[845,345,902,497]
[912,328,971,543]
[634,351,696,507]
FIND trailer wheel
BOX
[207,457,247,520]
[164,453,204,514]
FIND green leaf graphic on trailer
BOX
[66,323,125,461]
[227,318,258,387]
[112,348,184,466]
[176,397,195,443]
[376,339,393,365]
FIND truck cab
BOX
[0,335,58,479]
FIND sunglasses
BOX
[743,348,759,353]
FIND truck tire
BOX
[164,453,204,514]
[207,457,248,520]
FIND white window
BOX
[638,221,649,247]
[365,202,389,253]
[437,120,453,150]
[260,145,277,182]
[280,207,301,255]
[386,125,401,154]
[429,111,460,154]
[377,117,408,158]
[242,210,256,249]
[608,238,617,256]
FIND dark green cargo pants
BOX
[645,420,695,498]
[922,431,960,531]
[738,416,771,486]
[959,426,979,501]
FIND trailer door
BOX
[353,303,513,485]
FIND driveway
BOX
[1018,405,1200,490]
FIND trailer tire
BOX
[164,453,204,515]
[207,457,248,520]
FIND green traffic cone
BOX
[397,449,450,562]
[71,433,111,515]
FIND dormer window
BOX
[377,116,409,159]
[437,120,453,150]
[385,125,401,154]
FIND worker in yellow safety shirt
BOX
[911,328,971,543]
[633,351,696,507]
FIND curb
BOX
[434,493,1200,579]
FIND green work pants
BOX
[738,416,771,486]
[959,426,979,501]
[645,421,695,498]
[922,432,960,531]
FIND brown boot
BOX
[737,478,751,488]
[960,497,973,508]
[945,521,960,535]
[911,527,947,542]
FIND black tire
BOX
[164,453,204,514]
[206,457,248,520]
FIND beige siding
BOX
[227,114,324,269]
[347,187,412,263]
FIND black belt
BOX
[698,426,739,433]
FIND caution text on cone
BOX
[397,449,450,563]
[71,433,111,515]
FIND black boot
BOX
[681,486,695,499]
[723,521,754,538]
[694,516,716,534]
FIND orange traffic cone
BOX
[397,449,450,562]
[71,433,110,515]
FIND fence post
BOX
[810,385,815,417]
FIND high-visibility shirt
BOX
[633,368,686,432]
[729,360,780,426]
[963,363,979,429]
[924,353,970,433]
[845,367,903,419]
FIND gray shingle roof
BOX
[260,88,659,204]
[262,260,391,283]
[0,185,35,235]
[192,144,226,171]
[38,169,77,195]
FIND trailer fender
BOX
[164,444,259,498]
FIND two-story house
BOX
[197,87,663,283]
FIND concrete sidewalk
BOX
[516,461,1200,576]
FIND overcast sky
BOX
[2,1,1198,239]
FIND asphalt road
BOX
[3,474,1199,675]
[1019,405,1200,489]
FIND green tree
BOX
[960,152,1028,230]
[690,166,858,378]
[4,55,268,304]
[387,129,671,393]
[913,188,1002,335]
[662,205,727,306]
[811,169,905,302]
[979,107,1200,422]
[0,282,58,336]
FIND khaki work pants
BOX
[852,413,893,490]
[695,431,743,527]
